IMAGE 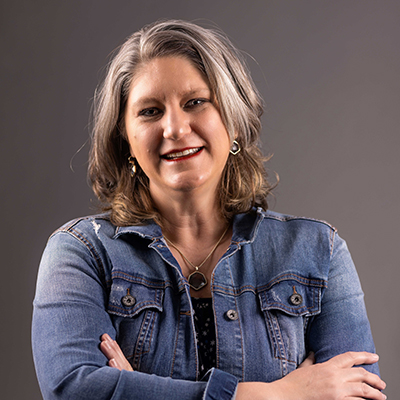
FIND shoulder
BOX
[42,214,121,264]
[249,209,338,261]
[49,213,116,241]
[239,209,341,284]
[37,214,119,288]
[233,208,337,247]
[256,209,337,245]
[261,209,336,232]
[45,214,159,259]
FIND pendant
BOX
[188,270,207,291]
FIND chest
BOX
[106,251,324,382]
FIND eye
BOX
[185,98,208,108]
[138,108,161,117]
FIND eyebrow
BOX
[131,88,211,108]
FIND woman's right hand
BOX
[100,333,133,371]
[236,351,386,400]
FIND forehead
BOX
[128,56,210,102]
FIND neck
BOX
[151,185,232,298]
[151,183,226,244]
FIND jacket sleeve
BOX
[32,230,238,400]
[307,232,380,375]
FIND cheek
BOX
[126,126,151,154]
[124,123,137,153]
[210,113,230,142]
[129,134,159,171]
[198,113,229,143]
[212,122,230,149]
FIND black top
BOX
[191,297,217,379]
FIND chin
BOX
[171,182,203,193]
[170,175,214,193]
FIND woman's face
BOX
[124,56,230,199]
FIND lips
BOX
[161,147,203,161]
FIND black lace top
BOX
[191,297,217,379]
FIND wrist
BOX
[235,381,282,400]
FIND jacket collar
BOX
[113,221,163,240]
[113,207,265,244]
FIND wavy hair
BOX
[89,19,274,226]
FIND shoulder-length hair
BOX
[89,19,274,226]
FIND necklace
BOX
[164,225,229,291]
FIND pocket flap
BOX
[258,273,325,317]
[108,271,164,317]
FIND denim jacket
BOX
[32,208,378,400]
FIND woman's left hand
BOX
[100,333,133,371]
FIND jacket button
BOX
[226,309,238,321]
[290,293,303,306]
[121,294,136,307]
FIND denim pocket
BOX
[107,271,165,371]
[258,273,326,375]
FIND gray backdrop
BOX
[1,1,399,398]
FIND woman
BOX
[32,20,386,399]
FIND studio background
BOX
[1,1,399,398]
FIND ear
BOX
[119,119,135,158]
[121,130,134,158]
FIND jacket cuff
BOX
[202,368,238,400]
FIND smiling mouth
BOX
[162,147,203,161]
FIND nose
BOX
[162,107,191,140]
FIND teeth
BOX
[164,147,201,159]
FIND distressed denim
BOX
[32,208,379,399]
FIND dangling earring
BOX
[230,140,241,155]
[128,156,136,177]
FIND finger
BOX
[350,367,386,391]
[100,336,124,360]
[108,357,128,371]
[100,339,116,360]
[101,333,113,342]
[298,352,315,368]
[101,341,133,371]
[330,351,379,368]
[346,382,387,400]
[108,358,119,369]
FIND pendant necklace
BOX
[164,225,229,291]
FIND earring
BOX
[128,156,136,177]
[230,140,241,155]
